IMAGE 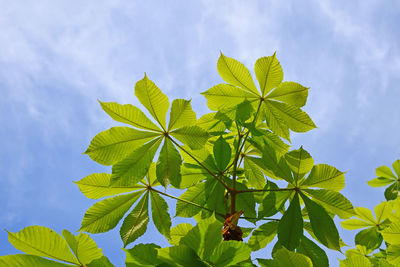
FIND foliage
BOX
[0,52,396,266]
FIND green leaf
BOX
[259,141,293,184]
[266,100,316,133]
[285,147,314,182]
[7,226,78,264]
[111,138,161,186]
[255,53,283,96]
[367,177,396,187]
[210,241,252,267]
[340,219,374,230]
[244,158,266,189]
[124,243,162,267]
[175,182,206,217]
[84,127,160,166]
[213,136,232,171]
[278,193,303,250]
[197,112,227,133]
[177,163,210,189]
[87,256,114,267]
[236,183,257,222]
[80,191,144,233]
[355,227,383,251]
[168,223,193,246]
[248,221,279,251]
[387,244,400,266]
[0,255,72,267]
[303,189,354,219]
[99,101,161,132]
[340,254,372,267]
[271,247,313,267]
[354,207,376,223]
[236,99,255,124]
[168,99,197,131]
[180,214,223,261]
[62,230,103,265]
[150,191,171,239]
[385,183,399,201]
[301,164,345,192]
[201,83,257,111]
[120,193,150,247]
[157,245,207,267]
[381,222,400,244]
[170,126,210,150]
[297,236,329,267]
[204,178,226,216]
[134,74,169,129]
[266,82,309,107]
[217,52,259,95]
[375,201,392,223]
[262,102,290,140]
[300,192,340,250]
[156,138,182,187]
[74,173,145,199]
[376,165,397,179]
[393,160,400,177]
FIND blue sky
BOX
[1,0,399,266]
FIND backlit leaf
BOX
[266,82,309,107]
[255,53,283,96]
[285,147,314,182]
[0,255,71,267]
[124,243,161,267]
[297,236,329,267]
[248,221,279,251]
[278,193,303,250]
[170,126,210,150]
[157,245,207,267]
[175,183,206,217]
[213,136,231,171]
[150,191,171,239]
[301,164,345,192]
[169,223,193,246]
[156,138,182,187]
[168,99,197,131]
[134,74,169,129]
[62,230,103,265]
[210,241,252,267]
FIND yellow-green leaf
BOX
[168,99,197,131]
[266,82,309,107]
[135,74,169,129]
[62,230,103,265]
[255,53,283,96]
[301,164,345,192]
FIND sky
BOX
[1,0,399,266]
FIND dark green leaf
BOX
[278,193,303,250]
[300,192,340,250]
[297,236,329,267]
[213,136,232,171]
[124,243,161,267]
[210,241,252,267]
[355,228,383,251]
[157,245,207,267]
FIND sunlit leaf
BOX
[244,158,266,189]
[0,255,72,267]
[120,193,149,247]
[134,74,169,129]
[248,221,279,251]
[168,99,197,131]
[175,182,206,217]
[213,136,232,171]
[80,191,144,233]
[301,164,345,192]
[156,138,182,187]
[124,243,161,267]
[340,254,371,267]
[157,245,207,267]
[381,222,400,244]
[255,53,283,96]
[387,244,400,266]
[217,52,259,95]
[168,223,193,246]
[150,191,171,239]
[170,126,210,150]
[355,227,382,251]
[297,236,329,267]
[74,173,145,199]
[99,101,160,132]
[62,230,103,265]
[111,138,161,186]
[285,147,313,182]
[266,82,309,107]
[210,241,252,267]
[84,127,160,166]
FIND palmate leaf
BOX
[74,173,145,199]
[80,190,144,233]
[156,138,183,187]
[150,191,171,239]
[262,102,290,141]
[0,255,73,267]
[168,223,193,246]
[7,226,79,264]
[209,241,252,267]
[201,83,258,111]
[62,230,103,265]
[134,74,169,130]
[300,192,340,250]
[175,182,206,217]
[197,112,227,133]
[285,147,314,183]
[387,244,400,266]
[381,222,400,245]
[157,245,207,267]
[168,99,197,131]
[367,159,400,200]
[84,127,160,166]
[124,243,162,267]
[217,52,260,95]
[340,254,372,267]
[255,52,283,96]
[99,101,161,132]
[170,125,210,150]
[355,227,383,251]
[120,192,150,247]
[177,163,210,189]
[278,193,303,250]
[111,138,162,186]
[297,236,329,267]
[236,183,257,222]
[301,164,345,192]
[258,247,313,267]
[248,221,279,251]
[266,82,309,107]
[303,189,354,219]
[213,135,232,171]
[244,158,266,189]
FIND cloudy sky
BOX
[1,0,399,266]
